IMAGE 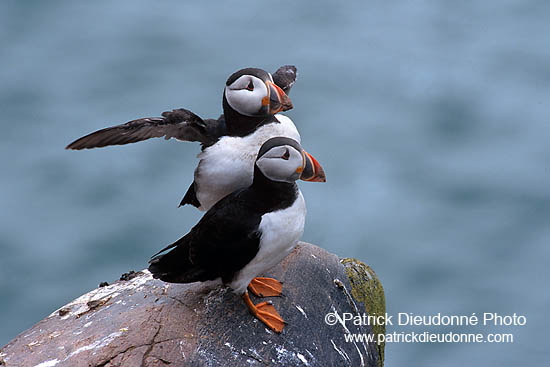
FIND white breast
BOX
[229,191,306,294]
[194,114,300,211]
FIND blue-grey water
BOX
[1,1,549,365]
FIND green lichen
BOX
[341,258,385,367]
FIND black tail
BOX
[148,235,210,283]
[179,182,201,208]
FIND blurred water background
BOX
[1,0,549,365]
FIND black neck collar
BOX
[250,165,298,213]
[222,95,279,137]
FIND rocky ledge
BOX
[0,242,385,367]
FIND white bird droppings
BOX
[33,359,59,367]
[330,339,351,363]
[65,331,123,360]
[295,304,308,318]
[297,352,309,365]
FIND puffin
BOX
[148,137,326,333]
[66,66,301,211]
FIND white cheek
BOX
[225,83,267,116]
[256,155,301,183]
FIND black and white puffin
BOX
[66,66,300,211]
[148,137,326,333]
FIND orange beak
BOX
[263,81,293,114]
[300,150,326,182]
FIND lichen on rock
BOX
[341,258,386,366]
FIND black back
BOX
[149,166,298,285]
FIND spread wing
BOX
[272,65,298,95]
[67,66,295,150]
[66,108,225,150]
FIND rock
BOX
[0,242,385,367]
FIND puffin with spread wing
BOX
[66,66,301,211]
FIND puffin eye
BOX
[281,148,290,160]
[246,80,254,91]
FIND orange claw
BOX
[242,292,285,333]
[248,277,283,297]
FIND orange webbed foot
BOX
[248,277,283,297]
[242,292,285,333]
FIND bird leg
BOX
[248,277,283,297]
[242,291,285,333]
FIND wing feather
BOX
[148,190,261,284]
[66,108,222,150]
[272,65,298,95]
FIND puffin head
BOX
[224,68,293,118]
[255,137,326,183]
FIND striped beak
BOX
[300,150,326,182]
[263,81,293,114]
